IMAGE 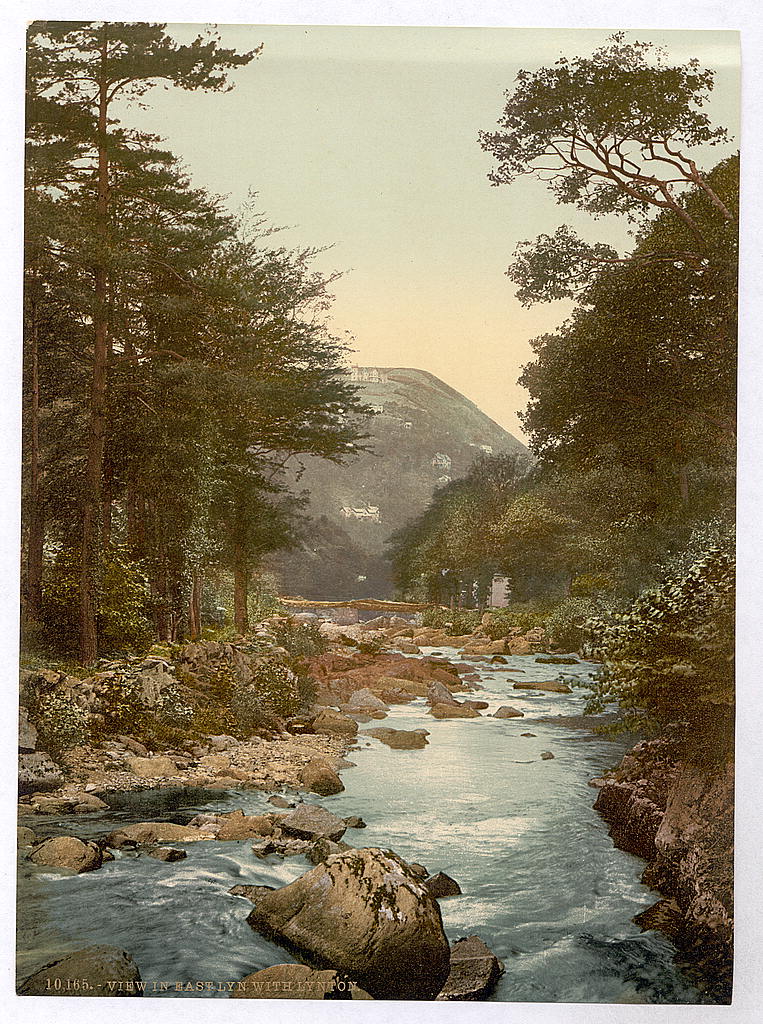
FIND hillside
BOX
[268,367,529,599]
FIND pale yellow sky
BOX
[125,26,740,440]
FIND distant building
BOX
[349,366,388,384]
[437,475,451,486]
[479,444,494,454]
[432,452,451,470]
[490,575,511,608]
[340,505,381,523]
[403,421,413,430]
[368,403,384,414]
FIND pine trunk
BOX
[233,545,249,634]
[25,304,44,621]
[78,30,110,664]
[189,572,202,639]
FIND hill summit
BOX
[269,367,529,599]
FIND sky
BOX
[117,25,741,440]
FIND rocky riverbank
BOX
[592,737,734,1002]
[17,613,734,1001]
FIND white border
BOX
[2,4,760,1024]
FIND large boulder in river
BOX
[28,836,103,873]
[18,945,143,996]
[362,727,429,750]
[280,803,347,842]
[429,702,481,719]
[300,759,344,796]
[312,707,358,737]
[513,679,572,694]
[246,848,451,1000]
[231,963,372,999]
[436,935,504,1001]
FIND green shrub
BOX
[27,690,90,758]
[583,524,734,761]
[271,619,329,659]
[96,673,148,735]
[421,607,480,635]
[544,597,596,651]
[483,600,553,638]
[40,546,153,656]
[155,684,194,729]
[231,658,303,730]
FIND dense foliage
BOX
[22,22,368,661]
[391,34,736,753]
[583,525,734,760]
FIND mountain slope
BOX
[268,367,529,599]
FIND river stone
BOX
[312,707,358,737]
[395,641,420,655]
[362,727,429,750]
[427,680,459,705]
[216,811,274,841]
[230,884,276,901]
[28,836,103,873]
[306,837,347,864]
[301,759,345,796]
[344,815,366,829]
[541,751,555,760]
[231,963,372,999]
[18,752,64,794]
[429,702,481,719]
[30,795,77,814]
[493,706,524,719]
[280,803,347,842]
[116,734,148,756]
[513,679,572,694]
[71,791,109,813]
[246,848,451,1000]
[147,846,187,862]
[18,945,143,996]
[198,753,231,773]
[17,826,36,847]
[19,708,38,752]
[423,871,462,899]
[125,755,178,777]
[508,638,534,655]
[345,688,389,713]
[461,699,489,710]
[536,655,579,665]
[268,795,293,809]
[436,935,505,1000]
[106,822,207,847]
[378,676,428,697]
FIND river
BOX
[17,647,702,1003]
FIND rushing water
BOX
[17,648,701,1002]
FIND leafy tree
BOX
[25,20,260,662]
[519,157,737,512]
[480,31,736,297]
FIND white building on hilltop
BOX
[349,366,388,384]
